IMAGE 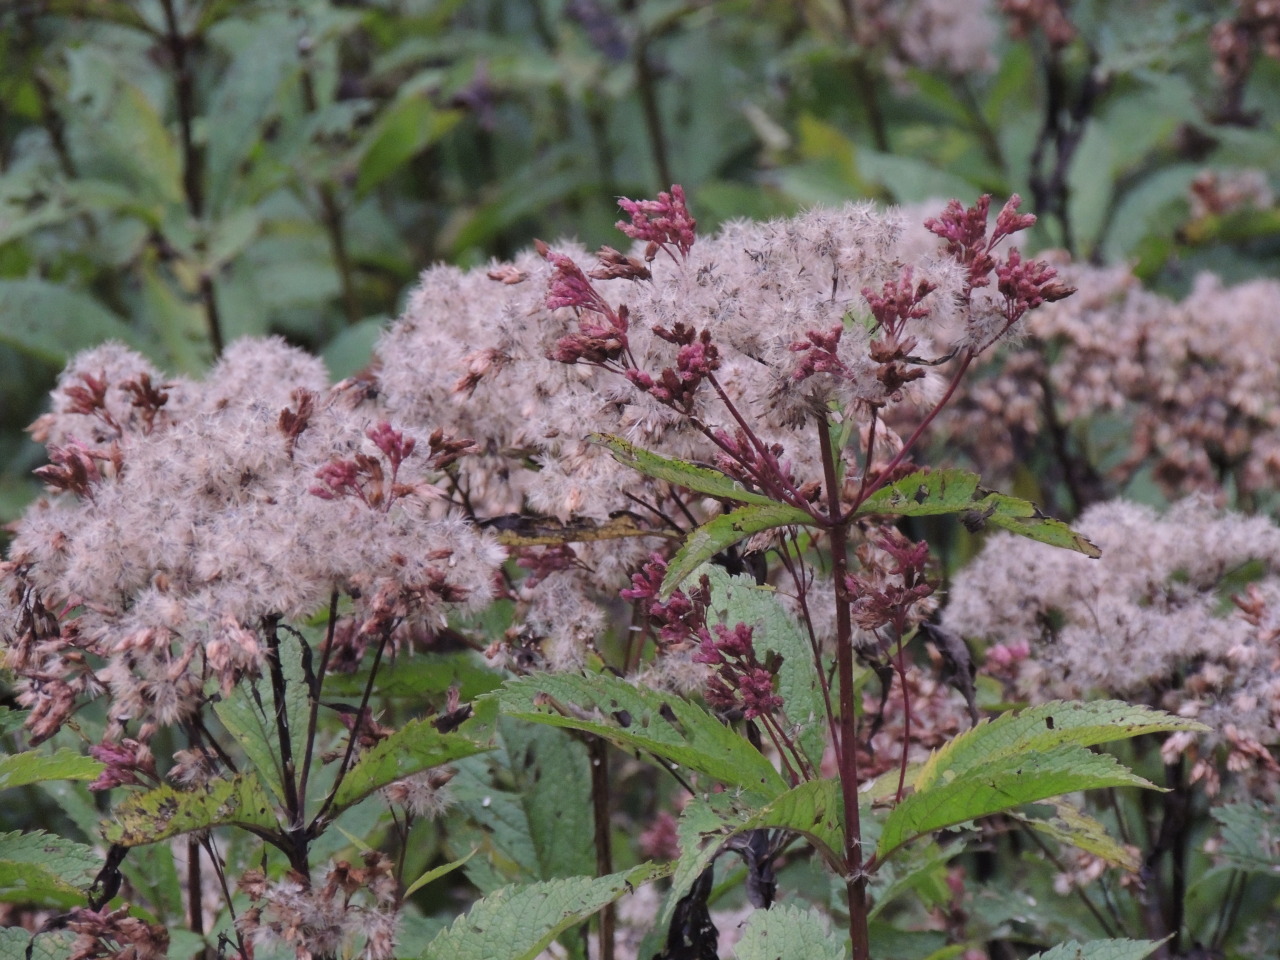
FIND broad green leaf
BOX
[404,848,477,899]
[877,747,1154,863]
[205,15,296,213]
[0,280,149,365]
[702,565,827,771]
[855,469,1101,558]
[662,778,845,929]
[0,748,102,790]
[591,434,794,509]
[490,672,788,804]
[16,929,77,960]
[102,774,280,846]
[663,502,813,596]
[0,830,100,907]
[330,718,488,814]
[205,207,263,272]
[733,903,845,960]
[421,862,671,960]
[357,88,463,195]
[1014,800,1140,871]
[914,701,1208,794]
[1027,939,1163,960]
[213,678,291,808]
[322,650,502,701]
[1211,801,1280,874]
[498,721,594,880]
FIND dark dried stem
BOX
[588,737,616,960]
[265,617,307,873]
[313,623,391,830]
[818,414,870,960]
[298,590,340,810]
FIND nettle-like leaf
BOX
[329,719,490,815]
[490,672,788,804]
[913,701,1208,794]
[0,830,101,907]
[102,774,280,847]
[0,748,103,791]
[212,630,311,809]
[664,503,815,596]
[876,702,1206,863]
[1211,801,1280,874]
[661,778,845,930]
[701,564,828,770]
[732,903,846,960]
[1027,939,1164,960]
[592,434,790,509]
[855,468,1101,558]
[420,862,671,960]
[1013,800,1140,871]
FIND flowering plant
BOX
[0,189,1208,960]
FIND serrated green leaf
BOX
[664,502,813,597]
[855,469,1100,558]
[867,840,953,921]
[591,434,794,509]
[102,775,280,847]
[19,929,78,960]
[0,280,150,366]
[421,862,672,960]
[0,748,103,790]
[661,778,845,930]
[0,830,101,907]
[1027,939,1163,960]
[877,747,1154,863]
[330,718,488,814]
[1013,800,1140,870]
[213,680,290,808]
[733,903,846,960]
[702,565,827,771]
[489,672,787,804]
[914,701,1207,794]
[1211,801,1280,875]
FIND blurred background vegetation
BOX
[2,0,1279,530]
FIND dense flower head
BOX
[0,339,503,741]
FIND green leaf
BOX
[877,747,1154,864]
[0,748,103,791]
[662,779,845,930]
[855,469,1101,558]
[1013,800,1140,871]
[330,718,489,814]
[732,903,846,960]
[591,434,794,509]
[102,775,280,847]
[356,88,463,195]
[702,565,827,771]
[0,708,27,737]
[0,280,150,366]
[322,651,502,701]
[421,862,672,960]
[1026,939,1163,960]
[404,848,477,899]
[489,672,788,804]
[204,15,296,213]
[1211,801,1280,875]
[0,830,100,907]
[664,502,813,597]
[212,678,292,808]
[914,701,1207,795]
